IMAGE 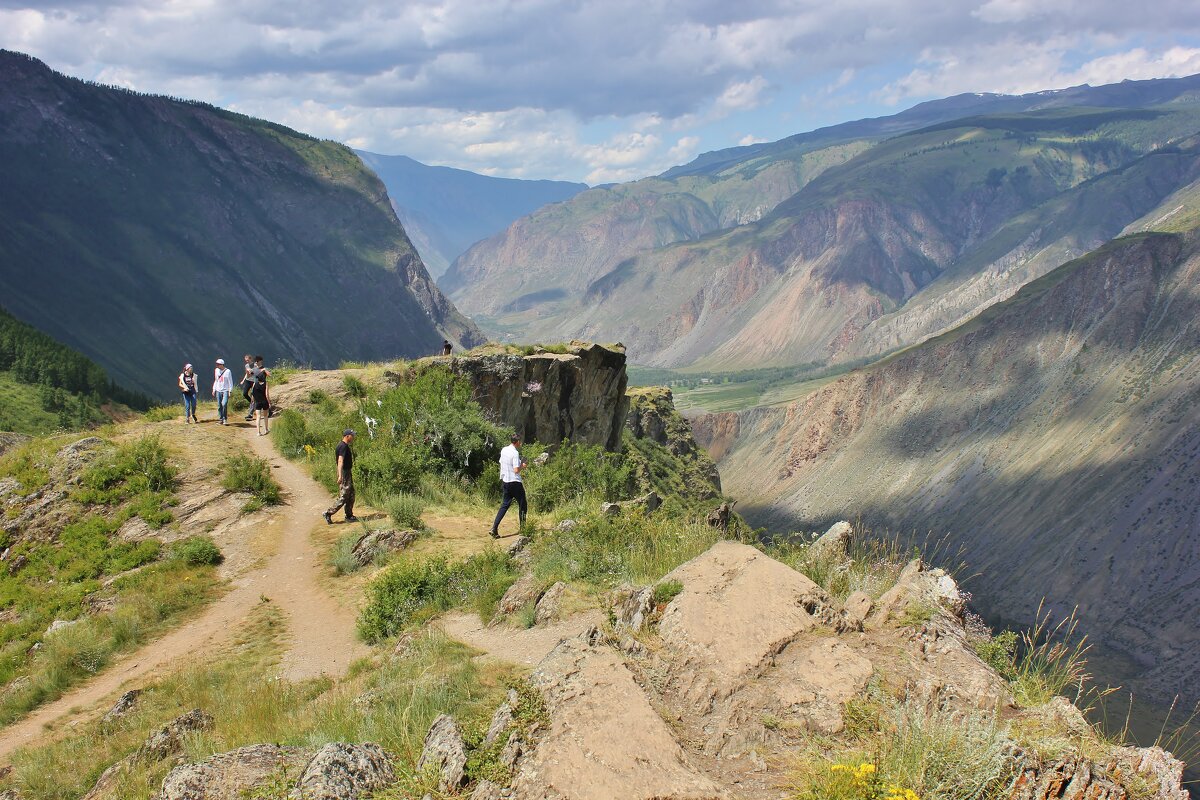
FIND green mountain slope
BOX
[0,305,148,433]
[0,51,482,398]
[356,152,586,277]
[699,224,1200,709]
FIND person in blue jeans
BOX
[212,358,234,424]
[178,363,199,423]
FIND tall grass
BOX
[791,694,1016,800]
[529,510,720,588]
[0,561,221,726]
[5,606,509,800]
[1008,601,1092,708]
[220,454,282,508]
[385,493,426,529]
[357,551,518,643]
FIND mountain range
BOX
[356,151,586,278]
[693,186,1200,709]
[0,50,481,398]
[445,75,1200,371]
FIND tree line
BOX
[0,306,151,412]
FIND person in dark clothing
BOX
[250,355,270,435]
[324,429,357,523]
[441,340,453,356]
[241,354,255,420]
[490,433,527,538]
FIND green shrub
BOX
[330,532,363,576]
[652,579,684,606]
[75,435,176,505]
[171,535,223,566]
[386,493,426,529]
[972,628,1018,680]
[342,375,367,398]
[523,441,631,512]
[308,389,330,404]
[143,405,180,422]
[221,454,282,505]
[271,409,317,457]
[358,551,517,643]
[130,490,175,529]
[530,512,718,588]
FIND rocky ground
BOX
[102,531,1188,800]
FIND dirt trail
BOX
[0,421,367,761]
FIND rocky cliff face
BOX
[702,231,1200,709]
[624,387,721,498]
[441,343,630,450]
[0,50,482,397]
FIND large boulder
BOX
[512,634,726,800]
[351,529,419,568]
[158,745,314,800]
[295,743,395,800]
[138,709,214,762]
[658,541,850,688]
[808,521,852,562]
[417,715,468,792]
[447,343,628,450]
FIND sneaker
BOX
[323,511,332,525]
[489,529,500,539]
[345,515,359,522]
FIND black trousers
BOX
[492,481,527,533]
[241,379,254,412]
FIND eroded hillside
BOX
[699,230,1200,708]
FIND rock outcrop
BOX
[294,743,395,800]
[159,745,314,800]
[624,387,721,498]
[442,343,628,450]
[512,634,726,800]
[418,714,469,792]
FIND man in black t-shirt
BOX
[323,429,357,523]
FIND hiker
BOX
[490,433,528,538]
[441,339,453,356]
[178,363,199,423]
[241,354,255,420]
[212,358,234,425]
[323,429,357,524]
[250,355,270,435]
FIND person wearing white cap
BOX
[212,358,234,425]
[178,363,199,423]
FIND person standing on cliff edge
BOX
[490,433,527,538]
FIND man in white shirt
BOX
[212,358,234,425]
[491,433,528,538]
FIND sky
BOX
[3,1,1200,184]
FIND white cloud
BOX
[3,0,1200,181]
[738,134,768,146]
[878,40,1200,104]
